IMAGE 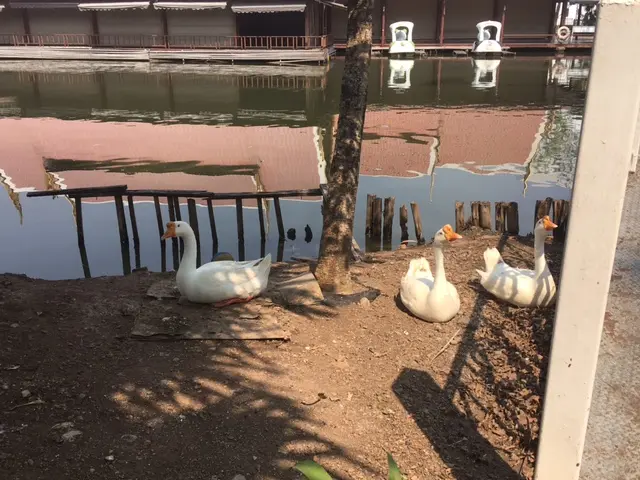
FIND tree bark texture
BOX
[315,0,374,293]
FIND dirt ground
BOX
[0,233,562,480]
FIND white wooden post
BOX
[534,1,640,479]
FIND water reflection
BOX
[0,57,587,280]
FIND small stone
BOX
[90,468,95,473]
[61,430,83,442]
[21,389,31,398]
[78,393,87,401]
[27,459,34,466]
[105,455,115,462]
[121,434,138,443]
[10,323,18,328]
[358,297,371,308]
[51,422,74,431]
[146,417,163,429]
[231,476,247,480]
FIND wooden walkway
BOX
[0,46,334,64]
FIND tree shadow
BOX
[392,234,561,479]
[0,272,375,480]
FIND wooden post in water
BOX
[172,197,184,258]
[127,194,141,270]
[372,197,383,238]
[399,204,409,245]
[235,198,245,261]
[470,201,481,227]
[277,238,285,262]
[454,201,465,233]
[535,196,554,227]
[553,199,570,243]
[366,194,376,236]
[206,198,219,258]
[153,196,167,272]
[273,197,285,240]
[495,201,507,233]
[410,202,425,245]
[73,196,91,279]
[506,201,520,235]
[167,196,179,269]
[256,198,266,241]
[479,201,492,230]
[114,195,131,275]
[383,196,395,249]
[187,198,201,267]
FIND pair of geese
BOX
[160,215,558,321]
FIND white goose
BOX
[476,215,557,307]
[162,221,272,307]
[400,224,463,323]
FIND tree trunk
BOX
[315,0,374,294]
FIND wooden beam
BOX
[438,0,446,44]
[500,3,507,42]
[90,12,100,46]
[22,9,31,37]
[380,0,387,47]
[560,0,569,25]
[161,10,169,48]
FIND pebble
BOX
[105,455,115,462]
[21,389,31,398]
[51,422,74,431]
[231,476,247,480]
[61,430,83,442]
[10,323,18,328]
[359,297,371,308]
[120,434,138,443]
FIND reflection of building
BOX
[358,107,546,177]
[0,117,324,207]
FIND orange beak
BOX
[443,224,463,242]
[542,215,558,231]
[161,222,176,240]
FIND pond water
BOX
[0,56,588,280]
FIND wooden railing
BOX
[0,33,331,50]
[27,185,324,278]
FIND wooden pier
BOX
[0,34,334,64]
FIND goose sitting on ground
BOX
[162,221,272,307]
[399,225,463,323]
[476,215,557,307]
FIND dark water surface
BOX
[0,57,588,280]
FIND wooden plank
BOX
[167,196,179,269]
[383,196,395,247]
[495,201,507,233]
[153,195,167,273]
[455,201,465,232]
[114,195,131,275]
[365,193,375,237]
[410,202,425,245]
[27,185,127,198]
[371,197,383,239]
[206,198,219,256]
[274,197,285,239]
[257,198,266,241]
[470,201,481,227]
[187,198,201,267]
[399,204,409,245]
[235,198,245,261]
[73,197,91,279]
[127,194,141,270]
[553,199,570,243]
[479,201,492,230]
[506,201,519,235]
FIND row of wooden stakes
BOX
[364,194,572,250]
